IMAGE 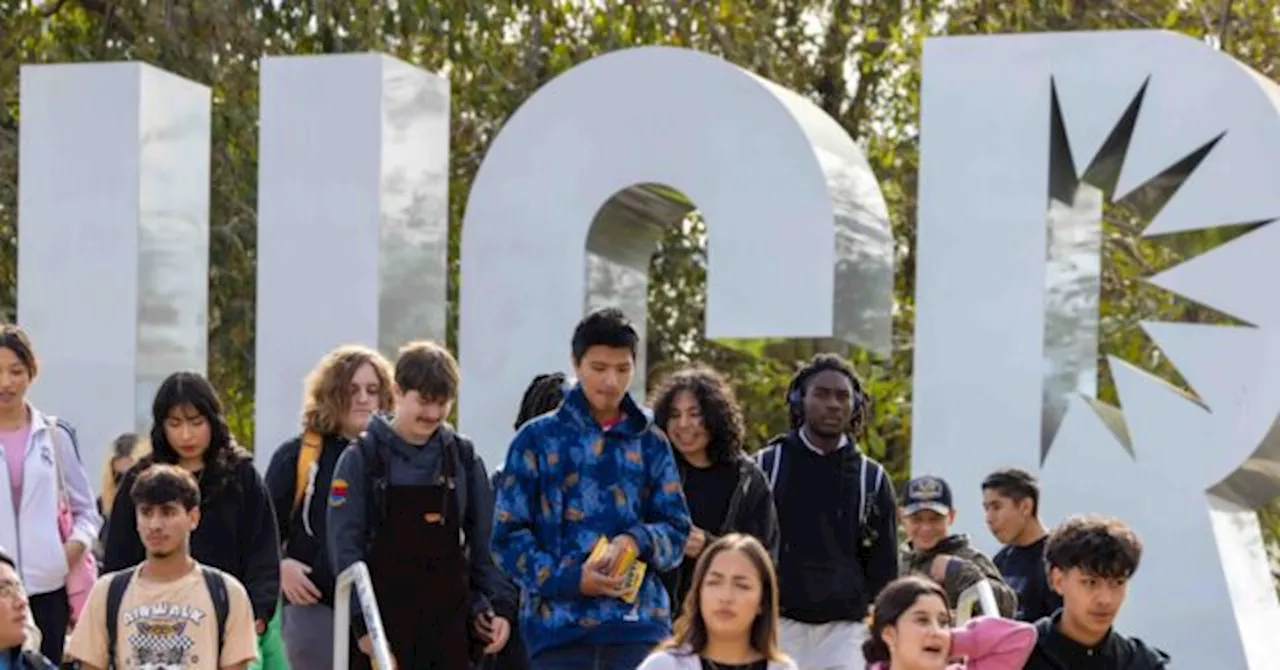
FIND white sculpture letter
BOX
[18,63,211,483]
[912,30,1280,668]
[458,46,893,465]
[254,54,450,464]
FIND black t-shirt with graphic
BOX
[993,535,1062,622]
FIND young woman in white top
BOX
[638,534,796,670]
[0,325,101,663]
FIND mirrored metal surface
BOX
[585,186,676,397]
[458,46,894,465]
[255,54,449,466]
[377,57,450,356]
[17,63,211,485]
[136,66,212,438]
[1042,184,1106,458]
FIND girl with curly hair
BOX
[651,365,779,609]
[104,371,281,636]
[264,344,394,670]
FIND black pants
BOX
[30,587,68,663]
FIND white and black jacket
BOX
[0,406,101,595]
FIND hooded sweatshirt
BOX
[900,533,1018,618]
[326,415,510,636]
[867,616,1036,670]
[491,385,692,658]
[1023,611,1170,669]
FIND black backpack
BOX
[105,566,229,670]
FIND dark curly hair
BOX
[650,365,745,466]
[142,371,252,501]
[786,353,870,436]
[1045,514,1143,579]
[514,372,568,430]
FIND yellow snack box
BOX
[588,537,648,604]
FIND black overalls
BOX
[356,443,471,670]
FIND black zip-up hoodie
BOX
[757,430,897,624]
[264,432,347,606]
[1024,611,1170,669]
[104,457,282,622]
[660,454,779,607]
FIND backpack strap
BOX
[756,435,788,496]
[105,568,136,669]
[361,435,387,553]
[293,430,323,516]
[200,566,230,659]
[43,417,69,510]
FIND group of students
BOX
[0,305,1173,670]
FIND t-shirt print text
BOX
[123,603,206,669]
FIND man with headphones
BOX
[755,353,898,670]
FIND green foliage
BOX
[1,0,1279,586]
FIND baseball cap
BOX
[902,475,953,516]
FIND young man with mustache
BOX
[327,340,512,670]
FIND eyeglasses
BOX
[0,580,26,602]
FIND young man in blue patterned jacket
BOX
[492,307,692,670]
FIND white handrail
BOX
[334,561,396,670]
[954,579,1001,623]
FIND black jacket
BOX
[756,430,898,624]
[1024,612,1170,669]
[104,458,282,622]
[661,455,779,607]
[264,432,347,606]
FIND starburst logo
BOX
[1040,77,1271,463]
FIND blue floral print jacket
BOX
[491,384,692,658]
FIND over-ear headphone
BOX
[788,364,870,433]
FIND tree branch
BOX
[1218,0,1234,51]
[74,0,137,42]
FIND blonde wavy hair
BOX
[301,345,394,434]
[99,433,151,515]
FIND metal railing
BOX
[334,561,396,670]
[954,579,1001,624]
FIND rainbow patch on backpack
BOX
[329,479,349,507]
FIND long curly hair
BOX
[301,345,394,434]
[144,371,251,500]
[650,364,745,466]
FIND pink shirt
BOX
[868,617,1037,670]
[0,423,31,510]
